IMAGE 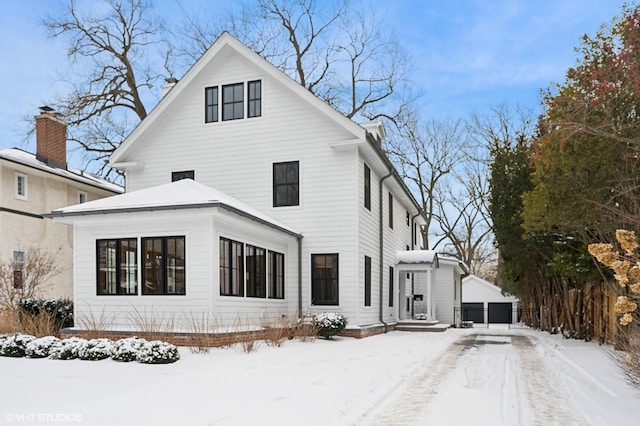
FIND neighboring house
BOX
[0,108,122,300]
[49,32,463,335]
[462,275,519,324]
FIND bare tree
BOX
[43,0,169,179]
[176,0,416,124]
[435,163,496,280]
[386,113,466,250]
[0,246,64,310]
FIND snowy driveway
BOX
[0,327,636,425]
[364,331,590,425]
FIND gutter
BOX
[109,161,145,171]
[379,171,393,333]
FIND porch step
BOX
[395,321,450,332]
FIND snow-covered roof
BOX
[463,275,517,300]
[396,250,438,265]
[438,254,470,275]
[0,148,122,193]
[48,179,300,237]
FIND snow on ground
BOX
[0,327,637,426]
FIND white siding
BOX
[71,208,299,330]
[434,259,465,325]
[106,40,422,328]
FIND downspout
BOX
[379,172,393,332]
[298,235,303,318]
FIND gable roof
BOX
[462,275,517,299]
[109,31,427,223]
[47,178,300,237]
[0,148,122,193]
[110,32,366,165]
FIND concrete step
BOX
[395,322,450,332]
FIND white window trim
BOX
[78,190,88,204]
[15,172,27,200]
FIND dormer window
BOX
[205,80,262,123]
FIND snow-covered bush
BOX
[18,298,74,328]
[313,312,347,339]
[25,336,61,358]
[0,333,36,357]
[49,337,88,360]
[78,338,113,361]
[136,340,180,364]
[111,337,147,362]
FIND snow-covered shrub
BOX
[18,298,74,328]
[111,337,147,362]
[49,337,88,360]
[136,340,180,364]
[78,338,113,361]
[313,312,347,339]
[0,333,36,357]
[25,336,61,358]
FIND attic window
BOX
[222,83,244,121]
[248,80,261,118]
[205,86,218,123]
[205,80,262,123]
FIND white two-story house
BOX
[50,32,446,335]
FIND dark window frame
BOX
[222,82,244,121]
[364,255,371,307]
[205,86,218,123]
[364,163,371,210]
[389,266,394,307]
[311,253,339,306]
[220,237,244,297]
[273,161,300,207]
[247,80,262,118]
[171,170,195,182]
[246,244,266,298]
[268,250,285,299]
[96,239,138,296]
[141,236,186,296]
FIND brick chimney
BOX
[35,106,67,169]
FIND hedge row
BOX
[0,334,180,364]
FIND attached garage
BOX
[462,275,519,325]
